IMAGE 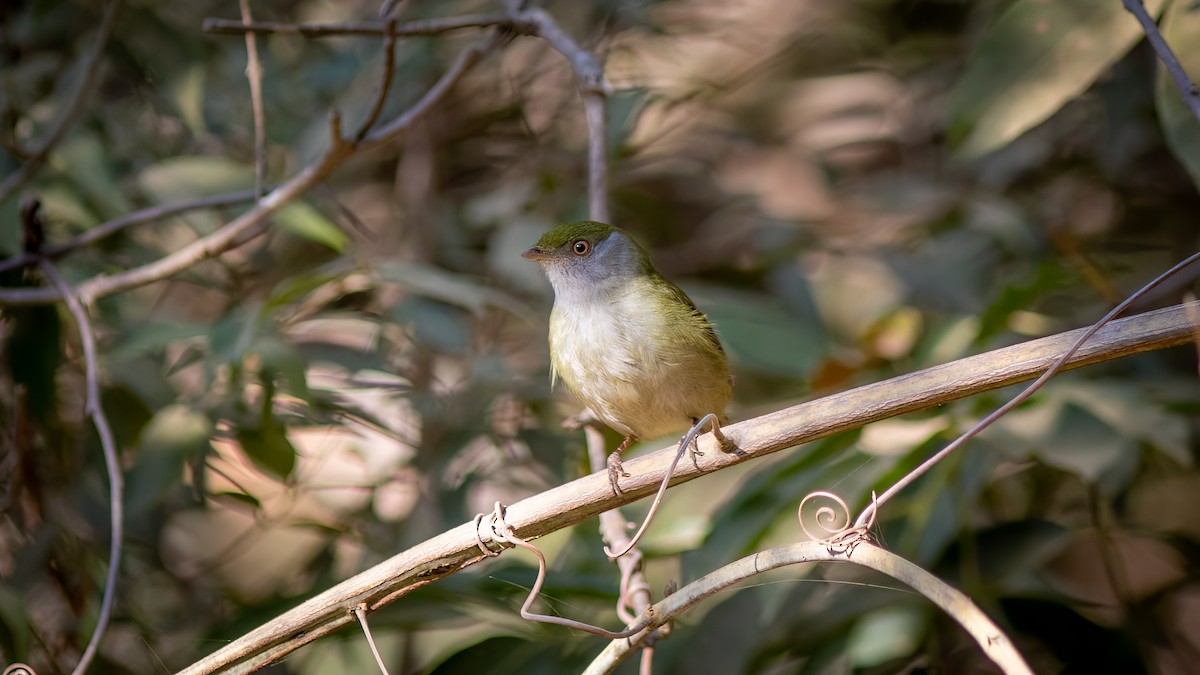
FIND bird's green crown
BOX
[531,220,621,252]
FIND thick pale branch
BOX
[585,541,1033,675]
[177,300,1200,674]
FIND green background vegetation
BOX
[2,0,1200,672]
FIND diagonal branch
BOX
[1123,0,1200,122]
[177,300,1200,674]
[0,190,260,275]
[0,0,122,204]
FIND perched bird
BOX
[522,221,733,494]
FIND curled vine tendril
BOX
[797,490,877,553]
[797,490,852,541]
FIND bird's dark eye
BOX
[572,240,591,256]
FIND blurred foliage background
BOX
[2,0,1200,673]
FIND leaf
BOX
[236,421,297,479]
[55,134,131,217]
[1156,0,1200,189]
[137,156,254,204]
[110,320,208,360]
[846,605,926,668]
[693,285,825,380]
[392,296,470,355]
[253,337,311,400]
[274,201,348,252]
[949,0,1165,157]
[126,405,212,515]
[209,310,259,365]
[378,261,528,316]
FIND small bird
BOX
[522,221,733,494]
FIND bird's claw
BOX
[607,450,629,496]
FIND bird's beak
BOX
[521,246,548,261]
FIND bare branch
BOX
[0,0,122,204]
[0,190,260,275]
[585,541,1033,675]
[177,301,1200,674]
[1124,0,1200,122]
[511,7,607,93]
[354,20,399,141]
[0,36,501,307]
[584,92,609,223]
[585,425,653,625]
[202,14,510,39]
[38,259,124,675]
[238,0,267,198]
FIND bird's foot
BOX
[607,450,630,496]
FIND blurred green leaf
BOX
[126,405,212,515]
[378,261,527,317]
[695,285,824,379]
[110,320,208,360]
[237,420,297,480]
[55,134,131,217]
[275,201,348,252]
[138,156,254,203]
[1156,0,1200,189]
[210,310,259,365]
[392,296,470,355]
[949,0,1165,157]
[254,336,310,400]
[846,605,926,669]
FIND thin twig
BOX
[584,425,652,624]
[1123,0,1200,122]
[0,35,501,307]
[485,503,648,639]
[0,190,261,275]
[353,604,392,675]
[238,0,267,198]
[354,20,399,141]
[603,414,719,559]
[0,0,122,204]
[177,300,1200,675]
[38,259,124,675]
[583,91,608,223]
[202,14,510,39]
[584,541,1033,675]
[854,249,1200,528]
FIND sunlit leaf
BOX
[949,0,1165,157]
[275,201,348,252]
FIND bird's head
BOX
[522,221,652,296]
